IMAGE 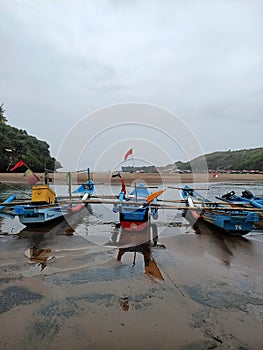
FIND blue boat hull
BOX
[119,206,149,231]
[181,186,259,236]
[120,207,149,222]
[14,190,90,227]
[217,190,263,230]
[14,204,81,226]
[113,183,159,231]
[202,210,257,236]
[73,180,95,195]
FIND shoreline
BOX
[0,172,263,185]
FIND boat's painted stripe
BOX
[121,221,148,231]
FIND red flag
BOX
[213,171,219,178]
[121,178,126,196]
[10,160,26,172]
[124,148,133,161]
[23,169,39,186]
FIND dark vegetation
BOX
[0,105,61,172]
[175,148,263,172]
[122,165,158,173]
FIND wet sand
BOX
[1,171,263,185]
[1,222,263,349]
[0,178,263,349]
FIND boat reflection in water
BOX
[20,225,57,271]
[109,222,165,280]
[24,246,53,271]
[190,219,253,267]
[19,210,91,271]
[18,204,92,238]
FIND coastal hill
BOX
[0,115,61,173]
[158,148,263,173]
[0,105,262,174]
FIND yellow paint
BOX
[31,185,56,204]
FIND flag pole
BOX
[9,160,39,185]
[132,149,135,172]
[67,172,72,201]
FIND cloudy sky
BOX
[1,0,262,171]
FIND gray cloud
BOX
[0,0,262,169]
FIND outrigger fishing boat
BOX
[72,168,95,196]
[216,190,263,209]
[216,190,263,229]
[12,171,95,227]
[112,176,164,231]
[181,185,259,236]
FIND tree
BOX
[0,123,62,172]
[0,103,8,124]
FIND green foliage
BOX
[0,123,62,172]
[175,148,263,172]
[0,103,8,124]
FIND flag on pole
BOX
[124,148,133,161]
[23,169,39,185]
[121,178,126,196]
[10,160,25,172]
[213,171,219,178]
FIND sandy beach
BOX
[0,221,262,350]
[1,171,263,185]
[0,177,263,350]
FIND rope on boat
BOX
[0,181,31,198]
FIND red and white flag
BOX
[213,171,219,178]
[124,148,133,161]
[10,160,26,172]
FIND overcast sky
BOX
[1,0,262,171]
